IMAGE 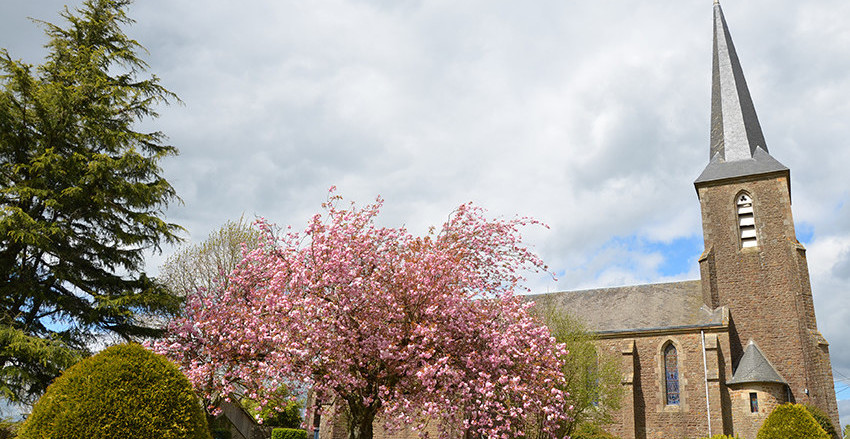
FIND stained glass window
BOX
[749,392,759,413]
[664,344,680,405]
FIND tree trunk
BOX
[346,400,378,439]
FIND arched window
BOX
[664,344,680,405]
[737,193,757,248]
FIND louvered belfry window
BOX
[737,193,757,248]
[664,344,680,405]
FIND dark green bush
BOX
[804,404,839,439]
[756,403,829,439]
[571,423,621,439]
[271,428,309,439]
[18,343,211,439]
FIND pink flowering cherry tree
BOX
[155,190,571,439]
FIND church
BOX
[307,3,840,439]
[531,2,840,438]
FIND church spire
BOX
[695,2,788,187]
[710,1,766,161]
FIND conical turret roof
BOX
[728,340,787,386]
[695,2,788,186]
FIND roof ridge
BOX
[537,279,701,296]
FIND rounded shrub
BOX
[271,428,309,439]
[804,404,839,439]
[756,403,829,439]
[18,343,211,439]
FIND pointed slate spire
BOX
[710,1,766,161]
[695,2,788,186]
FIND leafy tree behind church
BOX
[532,305,624,437]
[0,0,182,402]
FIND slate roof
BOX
[728,340,787,385]
[696,2,789,186]
[527,280,726,334]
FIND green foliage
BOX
[17,343,210,439]
[238,383,302,429]
[210,428,231,439]
[0,0,182,402]
[803,405,839,439]
[757,403,830,439]
[271,428,309,439]
[531,305,624,437]
[241,395,302,429]
[843,424,849,439]
[570,423,621,439]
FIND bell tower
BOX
[695,1,839,431]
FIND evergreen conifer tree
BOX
[0,0,182,402]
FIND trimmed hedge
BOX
[757,403,829,439]
[271,428,309,439]
[18,343,211,439]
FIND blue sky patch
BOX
[643,235,704,276]
[599,234,704,278]
[796,221,814,244]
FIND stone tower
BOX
[695,1,839,433]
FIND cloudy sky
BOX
[3,0,849,427]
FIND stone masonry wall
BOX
[596,329,731,439]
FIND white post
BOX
[701,330,712,437]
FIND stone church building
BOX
[308,3,840,439]
[532,2,840,438]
